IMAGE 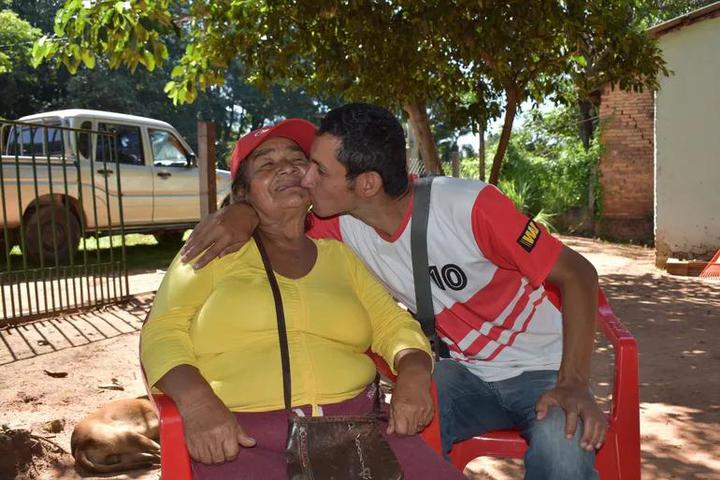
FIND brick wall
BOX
[596,85,655,243]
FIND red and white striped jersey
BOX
[308,176,564,381]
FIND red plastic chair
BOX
[152,289,639,480]
[437,290,641,480]
[149,353,442,480]
[153,394,192,479]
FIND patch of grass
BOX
[78,232,187,272]
[1,231,190,274]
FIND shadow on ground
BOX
[600,273,719,480]
[466,272,719,480]
[0,295,152,365]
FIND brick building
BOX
[598,2,720,266]
[597,87,655,243]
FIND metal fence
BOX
[1,119,129,325]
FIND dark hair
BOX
[230,158,251,202]
[318,103,409,198]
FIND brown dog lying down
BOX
[71,397,160,473]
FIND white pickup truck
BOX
[0,109,232,264]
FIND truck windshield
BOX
[149,129,191,167]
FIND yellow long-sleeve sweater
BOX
[141,238,430,413]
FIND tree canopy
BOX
[1,0,335,162]
[0,7,46,119]
[33,0,672,182]
[0,10,38,74]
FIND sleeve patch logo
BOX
[517,220,541,252]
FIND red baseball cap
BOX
[230,118,317,180]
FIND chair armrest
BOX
[597,290,636,347]
[596,289,640,429]
[152,394,192,480]
[367,351,398,382]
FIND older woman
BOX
[140,119,465,479]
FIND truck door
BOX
[94,122,154,227]
[148,128,200,223]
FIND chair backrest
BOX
[596,290,639,429]
[442,288,641,479]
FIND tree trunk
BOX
[450,150,460,177]
[237,109,246,134]
[404,101,443,175]
[587,163,596,232]
[223,103,237,144]
[406,123,421,173]
[578,98,595,152]
[478,121,486,181]
[488,87,519,185]
[578,97,597,230]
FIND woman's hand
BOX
[178,392,256,464]
[155,365,256,464]
[388,349,434,436]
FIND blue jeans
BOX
[434,360,598,480]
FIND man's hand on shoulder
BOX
[535,382,607,451]
[181,202,259,269]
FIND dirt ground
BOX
[0,235,718,479]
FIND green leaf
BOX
[82,50,96,69]
[170,65,184,78]
[143,50,156,71]
[114,1,129,14]
[0,52,10,74]
[163,80,176,94]
[572,55,588,67]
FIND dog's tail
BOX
[75,449,159,473]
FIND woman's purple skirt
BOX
[191,385,466,479]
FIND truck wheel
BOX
[23,205,81,266]
[154,231,186,246]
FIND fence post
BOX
[198,122,217,218]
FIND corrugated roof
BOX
[648,1,720,37]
